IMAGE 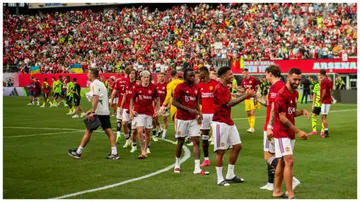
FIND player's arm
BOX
[172,86,198,115]
[227,89,255,107]
[295,109,310,119]
[279,112,308,140]
[238,86,245,93]
[320,82,326,103]
[255,96,268,107]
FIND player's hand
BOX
[87,113,95,121]
[297,130,308,140]
[302,109,311,120]
[266,128,273,139]
[153,111,158,117]
[196,113,203,124]
[188,108,199,115]
[244,89,256,99]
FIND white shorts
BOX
[321,104,331,115]
[122,109,130,122]
[116,107,122,120]
[175,119,200,138]
[274,138,295,158]
[133,114,153,129]
[211,121,242,152]
[263,131,275,153]
[200,114,213,130]
[110,98,118,104]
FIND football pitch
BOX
[3,97,357,199]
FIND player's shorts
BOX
[66,96,73,105]
[211,121,242,151]
[62,89,66,96]
[110,98,118,105]
[43,93,49,99]
[34,91,41,97]
[175,119,200,138]
[29,91,34,96]
[263,130,275,154]
[312,107,321,115]
[123,109,131,121]
[170,105,177,121]
[245,99,257,111]
[74,95,81,107]
[116,107,122,120]
[134,114,153,129]
[321,104,331,115]
[90,115,112,131]
[274,137,295,158]
[54,92,61,99]
[200,113,214,130]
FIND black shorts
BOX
[92,115,112,131]
[74,95,81,106]
[66,96,73,105]
[312,107,321,115]
[54,93,61,99]
[34,91,41,97]
[43,93,49,99]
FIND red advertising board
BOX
[231,58,357,74]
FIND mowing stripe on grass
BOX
[51,138,190,199]
[3,131,78,138]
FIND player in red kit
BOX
[41,78,50,108]
[34,78,42,106]
[27,76,35,105]
[108,76,117,116]
[256,65,300,191]
[212,66,255,186]
[172,68,208,175]
[240,68,260,133]
[118,69,137,149]
[272,68,310,199]
[130,70,160,159]
[197,66,218,167]
[110,67,130,143]
[155,72,168,139]
[319,69,332,138]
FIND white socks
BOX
[204,157,209,161]
[111,146,117,155]
[216,166,224,184]
[194,159,200,171]
[76,146,84,154]
[117,131,121,137]
[226,164,235,179]
[175,157,181,168]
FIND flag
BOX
[30,66,40,75]
[69,64,83,73]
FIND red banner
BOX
[18,72,168,87]
[231,58,357,74]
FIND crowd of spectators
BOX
[3,3,357,74]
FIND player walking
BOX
[319,69,332,138]
[155,72,168,139]
[308,77,325,136]
[40,78,50,107]
[71,78,86,118]
[68,69,119,160]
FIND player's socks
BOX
[321,123,324,132]
[152,128,157,137]
[175,157,181,169]
[247,116,252,128]
[311,114,317,133]
[194,159,201,171]
[202,135,209,160]
[76,146,84,155]
[267,156,279,168]
[162,129,167,139]
[324,128,329,137]
[267,164,275,183]
[216,166,225,184]
[111,146,118,155]
[225,164,235,179]
[250,116,256,129]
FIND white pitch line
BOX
[51,139,191,199]
[3,131,78,138]
[3,126,80,131]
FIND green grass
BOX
[3,97,357,199]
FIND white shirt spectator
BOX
[88,79,110,115]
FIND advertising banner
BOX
[231,58,357,74]
[3,73,19,87]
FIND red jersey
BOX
[122,80,137,110]
[273,86,299,140]
[212,83,234,126]
[42,82,50,94]
[156,82,167,105]
[173,82,200,120]
[320,78,333,104]
[34,81,41,93]
[132,83,158,116]
[115,77,129,107]
[241,76,258,99]
[264,80,285,131]
[198,79,218,114]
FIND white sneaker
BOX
[247,128,255,133]
[27,103,33,106]
[40,105,45,108]
[64,104,68,107]
[80,112,86,118]
[152,136,158,142]
[37,103,40,106]
[130,146,137,153]
[260,182,274,191]
[70,110,76,115]
[72,114,79,118]
[332,99,337,104]
[187,142,194,146]
[50,104,54,108]
[123,141,131,148]
[66,111,73,115]
[146,148,151,154]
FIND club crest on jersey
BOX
[139,91,142,93]
[249,81,252,84]
[177,131,181,135]
[186,91,189,94]
[148,90,152,94]
[209,86,213,90]
[285,147,290,152]
[195,90,198,94]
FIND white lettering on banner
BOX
[313,62,357,70]
[244,61,276,73]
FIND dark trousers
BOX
[301,89,310,104]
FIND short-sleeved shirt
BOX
[132,83,158,116]
[241,76,258,99]
[264,80,285,131]
[198,79,218,114]
[42,81,50,94]
[212,83,234,126]
[320,78,333,104]
[122,80,137,110]
[273,86,299,140]
[90,79,110,115]
[53,80,62,93]
[114,77,129,106]
[156,82,167,105]
[66,82,74,96]
[173,82,199,120]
